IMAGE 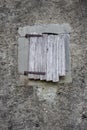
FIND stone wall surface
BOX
[0,0,87,130]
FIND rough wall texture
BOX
[0,0,87,130]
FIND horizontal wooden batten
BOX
[42,33,58,35]
[24,71,46,75]
[25,34,42,38]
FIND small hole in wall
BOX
[82,114,87,119]
[57,92,61,95]
[35,123,40,127]
[59,76,65,80]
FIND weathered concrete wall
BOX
[0,0,87,130]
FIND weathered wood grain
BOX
[52,36,59,82]
[34,37,42,79]
[28,37,37,79]
[64,34,71,73]
[61,35,66,76]
[58,35,62,76]
[28,34,67,82]
[58,35,66,76]
[46,35,53,81]
[40,34,47,80]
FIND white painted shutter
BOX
[18,38,29,74]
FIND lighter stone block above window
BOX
[18,24,72,83]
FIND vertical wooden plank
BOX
[28,37,37,79]
[58,35,66,76]
[64,34,70,73]
[56,36,60,81]
[61,35,66,76]
[34,37,42,79]
[58,35,62,76]
[40,34,48,80]
[52,35,59,82]
[18,38,29,74]
[46,35,53,81]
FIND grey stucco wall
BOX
[0,0,87,130]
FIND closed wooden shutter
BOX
[18,34,70,82]
[28,34,67,82]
